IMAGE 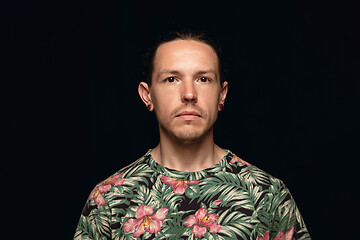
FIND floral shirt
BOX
[74,149,311,240]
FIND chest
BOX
[110,174,273,239]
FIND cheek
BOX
[203,90,221,109]
[151,91,178,118]
[206,91,222,117]
[208,102,219,120]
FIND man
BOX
[74,30,311,240]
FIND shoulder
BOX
[88,152,154,207]
[226,151,285,192]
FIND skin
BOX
[138,39,228,172]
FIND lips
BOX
[175,110,201,117]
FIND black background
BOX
[3,0,359,239]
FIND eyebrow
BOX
[157,69,217,78]
[157,70,181,77]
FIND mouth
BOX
[175,110,201,117]
[175,110,201,120]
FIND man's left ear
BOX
[218,81,228,111]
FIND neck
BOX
[151,128,226,172]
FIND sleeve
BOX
[74,188,112,240]
[270,182,311,240]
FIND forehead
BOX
[153,39,219,74]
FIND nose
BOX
[181,80,197,103]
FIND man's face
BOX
[147,39,228,143]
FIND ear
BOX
[138,82,153,111]
[218,81,228,111]
[219,81,228,103]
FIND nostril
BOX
[183,93,197,102]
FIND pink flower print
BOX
[161,176,200,195]
[274,226,295,240]
[123,205,169,238]
[212,199,223,206]
[88,188,106,206]
[258,231,269,240]
[184,208,221,238]
[89,173,125,206]
[98,173,125,193]
[230,155,251,166]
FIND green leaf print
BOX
[198,172,253,210]
[239,166,271,185]
[74,150,311,240]
[149,175,184,210]
[218,209,253,239]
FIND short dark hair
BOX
[143,30,227,86]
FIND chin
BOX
[159,120,214,143]
[172,127,211,143]
[173,134,202,143]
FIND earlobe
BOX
[138,82,153,111]
[218,103,224,111]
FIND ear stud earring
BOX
[219,103,224,111]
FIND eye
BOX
[165,77,176,83]
[198,76,210,83]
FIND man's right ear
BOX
[138,82,153,111]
